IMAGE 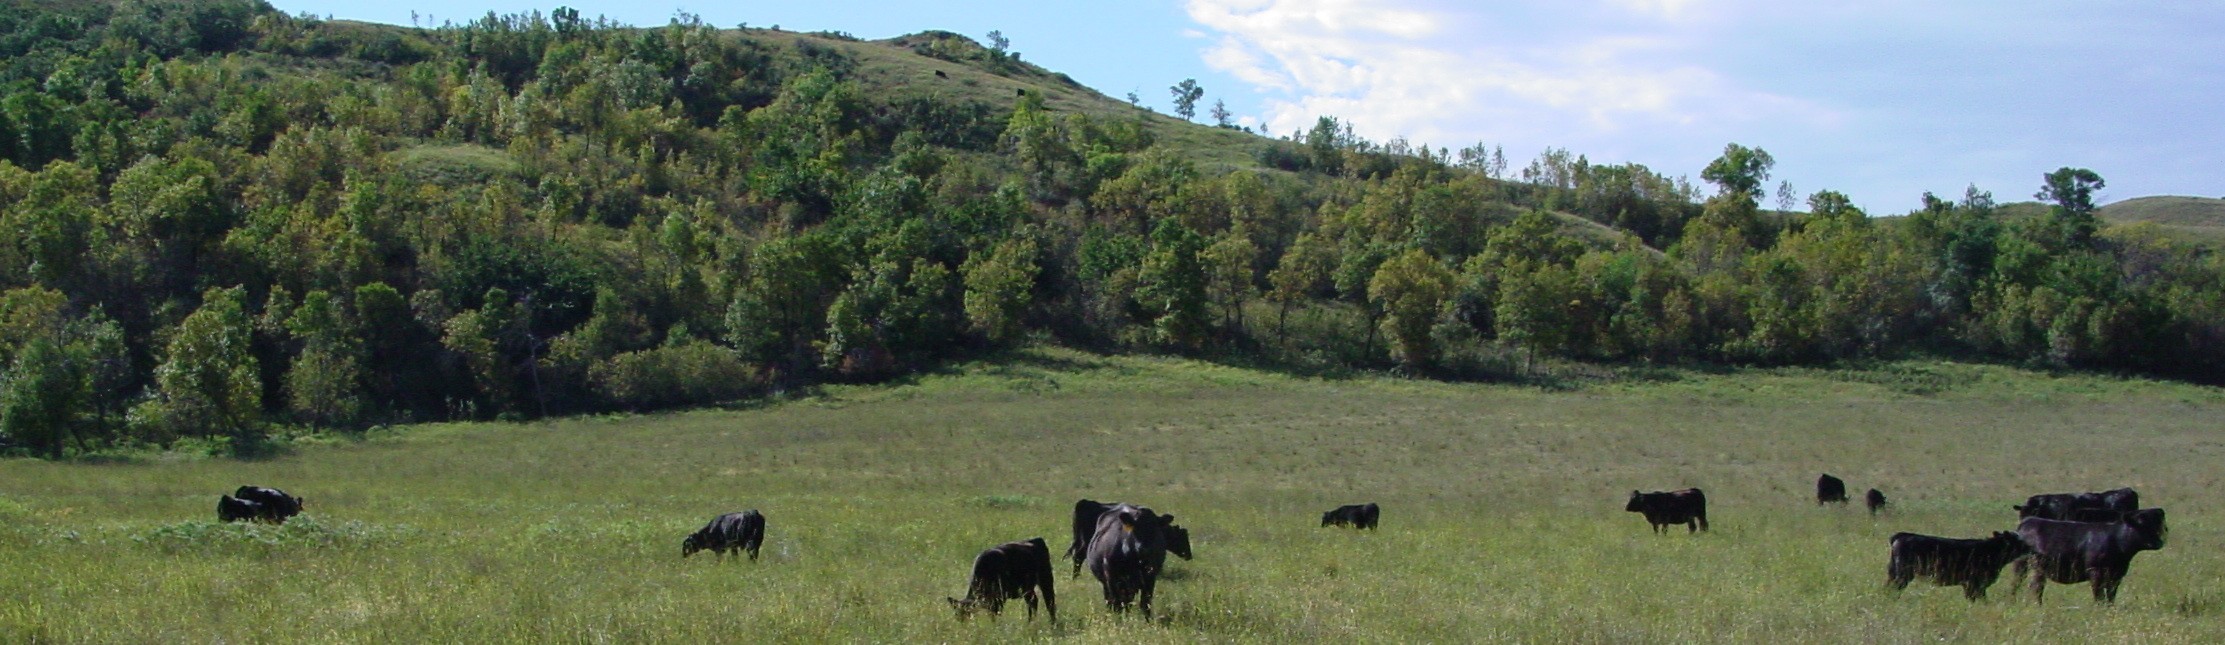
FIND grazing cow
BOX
[1068,499,1193,577]
[1866,489,1888,515]
[1066,499,1120,577]
[229,486,304,523]
[216,495,264,523]
[2013,508,2167,604]
[1084,505,1177,616]
[2013,488,2139,522]
[1164,523,1193,561]
[1626,489,1709,534]
[1885,531,2032,600]
[946,537,1057,621]
[1816,474,1849,505]
[1321,503,1381,529]
[934,70,948,79]
[682,510,766,561]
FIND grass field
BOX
[3,348,2223,642]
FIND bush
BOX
[589,341,761,410]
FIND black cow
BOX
[1816,474,1849,505]
[934,70,948,79]
[1067,499,1195,577]
[682,510,766,561]
[947,538,1056,621]
[2013,508,2167,604]
[1866,489,1888,515]
[227,486,303,523]
[2012,488,2139,522]
[1626,489,1709,534]
[1885,531,2031,600]
[215,495,264,523]
[1321,503,1381,529]
[1066,499,1119,577]
[1084,505,1177,616]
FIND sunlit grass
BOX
[3,348,2222,641]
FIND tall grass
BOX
[2,348,2221,641]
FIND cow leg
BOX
[1022,587,1038,621]
[2090,568,2115,603]
[1885,563,1914,592]
[1140,575,1157,619]
[2028,572,2046,604]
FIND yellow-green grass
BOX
[3,349,2223,641]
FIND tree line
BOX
[2,1,2221,458]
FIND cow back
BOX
[1817,474,1848,503]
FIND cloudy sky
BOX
[277,0,2223,212]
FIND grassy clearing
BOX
[3,348,2223,641]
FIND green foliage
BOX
[1368,248,1454,370]
[0,1,2217,460]
[961,234,1038,345]
[133,286,264,455]
[1699,142,1773,202]
[1135,218,1212,349]
[1169,78,1203,121]
[589,340,759,410]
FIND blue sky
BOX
[273,0,2224,213]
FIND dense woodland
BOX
[2,1,2222,458]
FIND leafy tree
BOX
[1700,142,1774,203]
[1267,231,1332,340]
[2034,167,2105,250]
[1202,230,1259,332]
[1368,248,1454,371]
[284,290,365,427]
[1209,99,1232,128]
[1135,218,1211,349]
[1169,78,1203,121]
[133,286,264,454]
[962,235,1039,345]
[1,337,86,458]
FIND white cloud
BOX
[1184,0,1832,151]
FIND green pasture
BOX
[3,349,2222,642]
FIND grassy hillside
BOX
[3,348,2221,641]
[2104,196,2225,228]
[2002,196,2225,246]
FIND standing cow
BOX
[1321,503,1381,529]
[947,537,1057,621]
[2013,508,2167,604]
[216,495,264,523]
[1885,531,2031,600]
[1816,474,1849,505]
[1085,505,1178,617]
[1626,489,1709,534]
[1866,489,1889,515]
[682,510,767,561]
[220,486,303,524]
[1068,499,1193,577]
[2013,488,2138,522]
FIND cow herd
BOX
[207,474,2169,621]
[1626,476,2170,604]
[1888,485,2167,603]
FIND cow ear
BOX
[1160,514,1175,524]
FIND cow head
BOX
[945,597,979,621]
[681,534,705,558]
[1986,531,2033,560]
[1625,491,1643,512]
[1165,524,1193,560]
[2126,508,2167,549]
